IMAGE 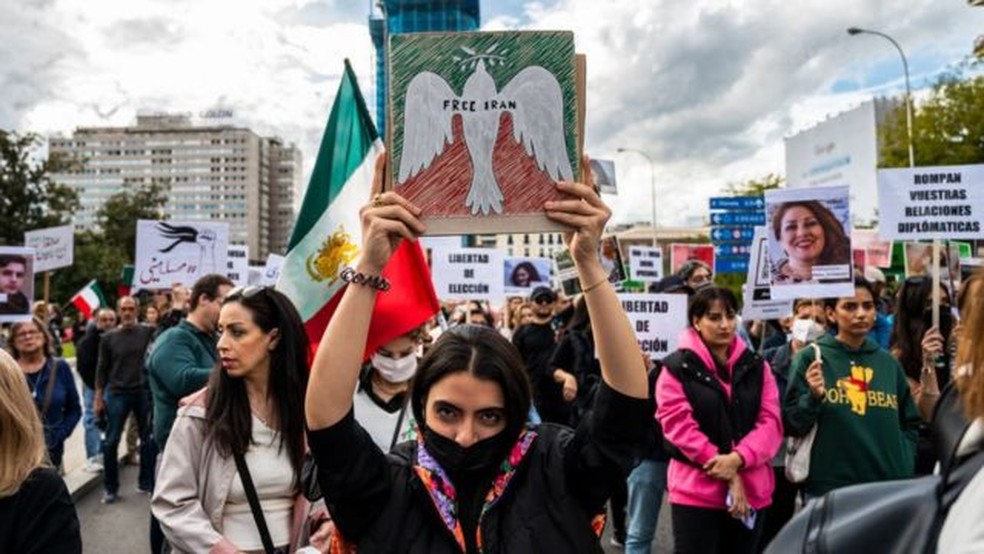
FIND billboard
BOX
[785,100,879,227]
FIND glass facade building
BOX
[369,0,480,135]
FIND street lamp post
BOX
[617,147,658,247]
[847,27,915,168]
[847,27,942,326]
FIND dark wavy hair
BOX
[205,288,309,486]
[688,286,739,325]
[410,325,532,442]
[890,277,951,381]
[771,200,851,266]
[510,261,542,287]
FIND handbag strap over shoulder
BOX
[233,450,277,554]
[40,357,60,416]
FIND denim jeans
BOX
[625,459,668,554]
[82,385,102,460]
[102,390,156,494]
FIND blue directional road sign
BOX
[714,244,752,257]
[709,196,764,211]
[715,256,750,274]
[710,212,766,226]
[710,227,756,243]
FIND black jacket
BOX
[308,383,649,553]
[661,348,765,461]
[75,324,102,389]
[0,467,81,553]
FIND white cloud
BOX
[1,0,981,228]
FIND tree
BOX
[97,181,169,260]
[723,173,784,197]
[879,59,984,168]
[47,183,168,310]
[0,130,80,245]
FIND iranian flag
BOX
[277,59,439,359]
[71,280,106,319]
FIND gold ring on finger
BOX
[371,193,386,208]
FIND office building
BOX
[48,113,300,261]
[369,0,481,134]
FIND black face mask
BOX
[422,428,513,481]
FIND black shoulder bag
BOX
[765,384,981,554]
[232,451,278,554]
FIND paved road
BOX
[76,464,152,553]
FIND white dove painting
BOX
[388,31,580,235]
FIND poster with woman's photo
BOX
[504,257,552,296]
[0,246,36,322]
[764,185,854,299]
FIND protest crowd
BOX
[2,151,984,554]
[3,19,984,554]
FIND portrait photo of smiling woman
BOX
[765,186,854,299]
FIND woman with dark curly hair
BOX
[509,261,542,288]
[770,200,850,283]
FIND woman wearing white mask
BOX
[354,328,425,451]
[760,298,827,548]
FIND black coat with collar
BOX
[308,383,649,553]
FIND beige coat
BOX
[151,390,308,554]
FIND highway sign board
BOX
[709,196,764,211]
[710,212,766,226]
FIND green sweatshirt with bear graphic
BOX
[783,334,920,496]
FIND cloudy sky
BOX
[2,0,981,227]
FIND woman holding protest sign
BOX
[770,200,850,283]
[784,277,921,500]
[304,153,650,552]
[655,286,782,553]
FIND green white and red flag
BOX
[71,279,107,319]
[276,59,439,360]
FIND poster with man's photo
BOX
[504,257,552,296]
[764,186,854,300]
[0,246,36,322]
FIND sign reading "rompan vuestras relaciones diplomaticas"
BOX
[877,164,984,240]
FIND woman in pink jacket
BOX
[656,286,782,553]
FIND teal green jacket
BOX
[147,320,217,447]
[783,334,920,496]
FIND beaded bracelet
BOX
[340,267,391,291]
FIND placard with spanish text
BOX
[877,164,984,240]
[431,247,505,302]
[617,293,688,360]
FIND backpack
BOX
[764,384,981,554]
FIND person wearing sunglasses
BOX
[513,285,571,424]
[305,154,650,553]
[153,285,327,553]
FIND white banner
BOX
[742,227,793,321]
[764,186,855,300]
[618,293,688,360]
[134,220,230,291]
[431,247,504,302]
[0,246,36,322]
[226,245,249,286]
[877,164,984,240]
[261,254,285,286]
[629,246,664,282]
[24,225,74,272]
[785,100,879,226]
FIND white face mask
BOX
[791,318,826,344]
[372,352,418,383]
